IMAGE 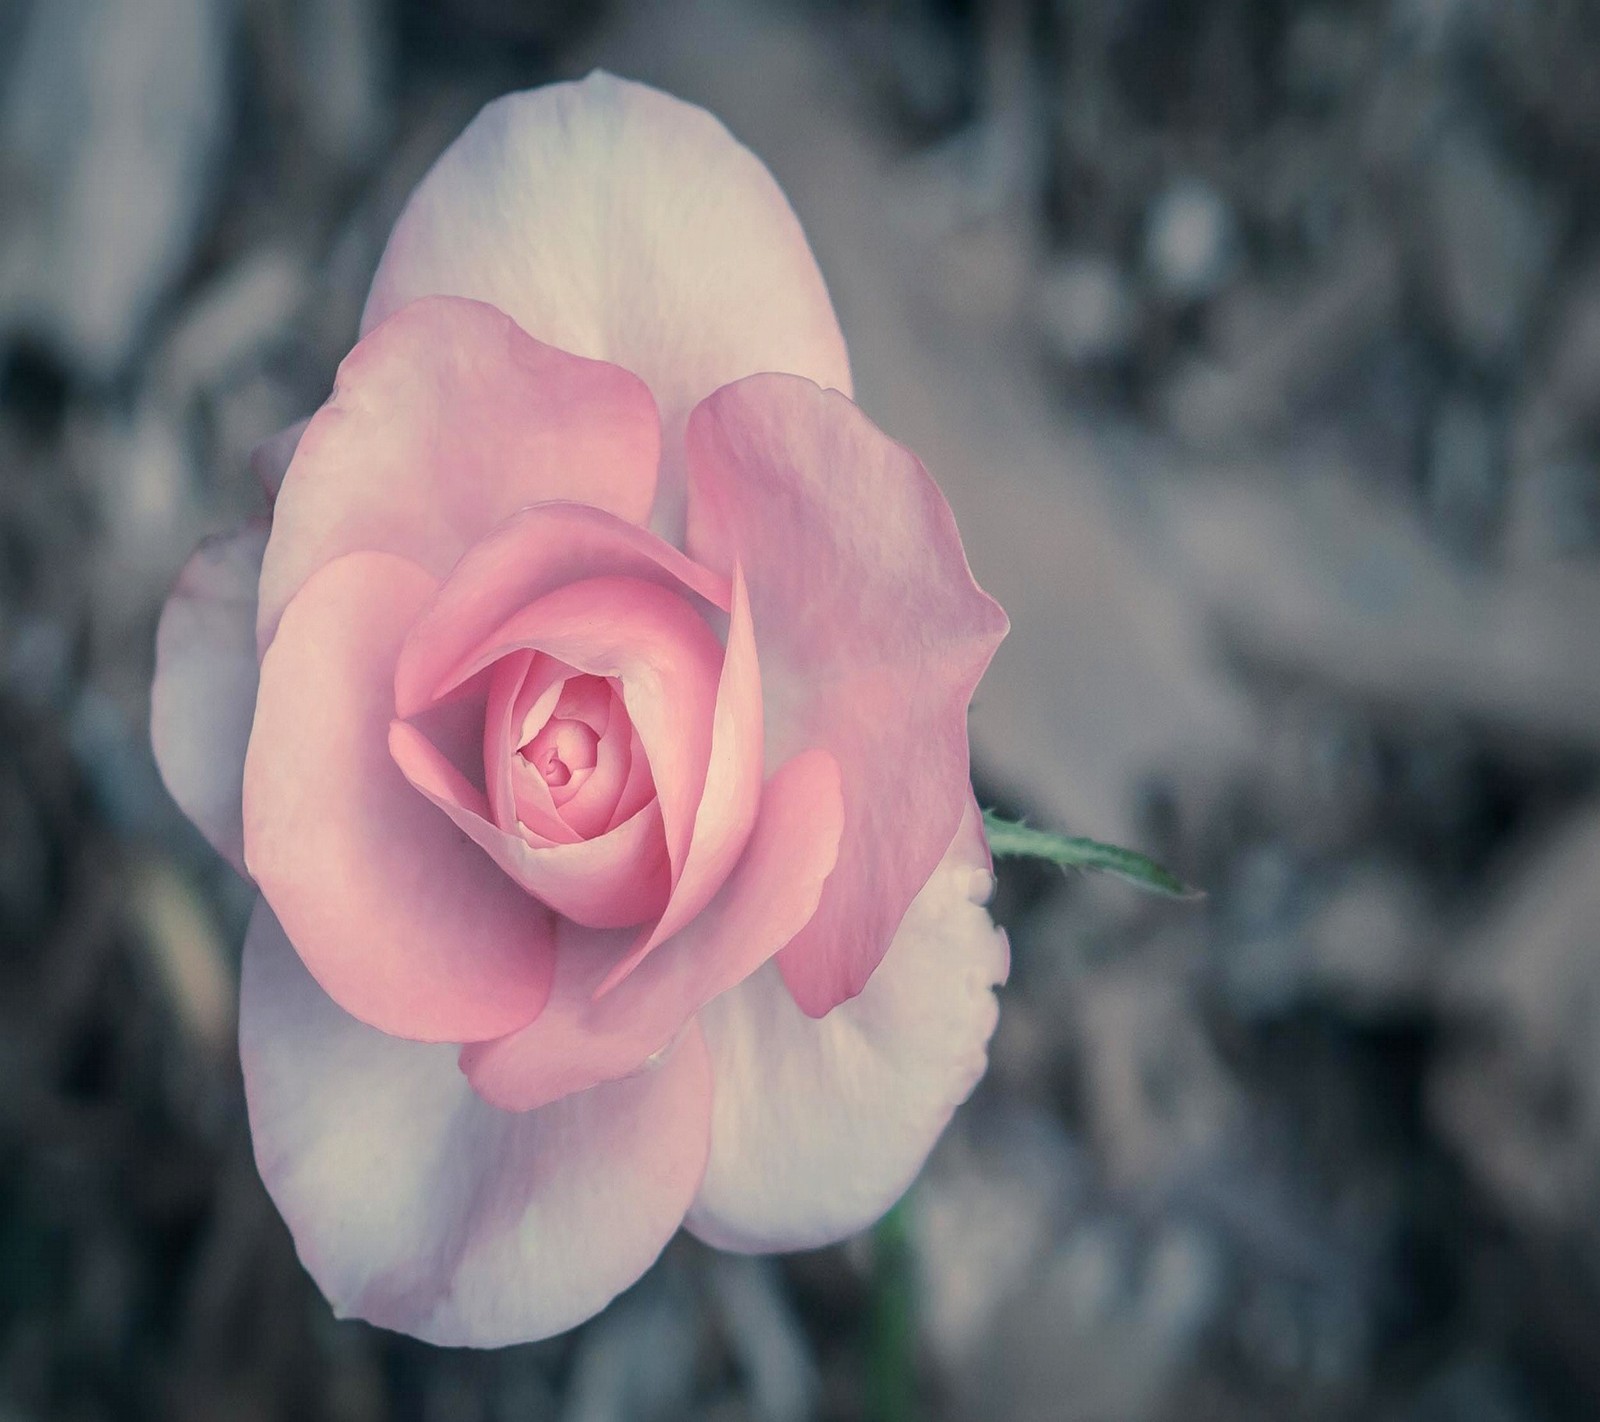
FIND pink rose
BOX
[151,73,1008,1346]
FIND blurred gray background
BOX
[4,0,1600,1418]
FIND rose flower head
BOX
[151,73,1008,1346]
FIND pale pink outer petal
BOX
[150,524,269,876]
[394,502,729,721]
[685,800,1008,1252]
[257,296,660,652]
[361,71,851,539]
[685,374,1009,1017]
[243,551,554,1044]
[249,417,309,500]
[461,748,842,1112]
[240,902,712,1347]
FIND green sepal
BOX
[981,809,1202,900]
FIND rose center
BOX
[519,717,600,788]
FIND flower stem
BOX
[867,1200,918,1422]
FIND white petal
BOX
[362,71,851,538]
[249,417,308,499]
[240,902,713,1346]
[150,524,267,875]
[686,801,1008,1251]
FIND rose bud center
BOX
[522,718,600,788]
[492,663,652,850]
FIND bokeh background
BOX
[5,0,1600,1418]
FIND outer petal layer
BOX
[250,417,308,500]
[257,296,659,650]
[240,903,712,1347]
[362,71,851,537]
[685,375,1009,1016]
[243,551,553,1044]
[685,801,1008,1253]
[150,524,268,876]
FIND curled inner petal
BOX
[554,676,614,735]
[389,575,731,931]
[494,663,648,846]
[524,717,599,789]
[487,652,577,845]
[388,512,747,938]
[449,576,724,899]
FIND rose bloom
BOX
[151,73,1008,1346]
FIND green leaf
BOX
[981,809,1202,900]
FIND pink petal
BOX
[150,524,269,877]
[386,718,489,819]
[609,723,657,829]
[685,800,1008,1252]
[447,575,724,899]
[555,675,614,732]
[250,417,309,500]
[394,501,729,721]
[256,297,660,652]
[362,72,851,539]
[461,748,843,1113]
[595,564,763,996]
[391,718,672,929]
[240,901,711,1347]
[243,551,554,1043]
[549,698,634,839]
[486,652,580,844]
[685,374,1009,1017]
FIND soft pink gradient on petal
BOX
[243,551,554,1043]
[392,717,672,929]
[596,565,762,996]
[609,724,656,829]
[150,524,268,876]
[240,902,711,1347]
[250,417,309,501]
[257,297,660,652]
[554,676,613,731]
[387,719,489,819]
[362,72,851,540]
[685,799,1008,1252]
[394,502,728,721]
[451,576,723,899]
[685,374,1008,1017]
[461,748,843,1112]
